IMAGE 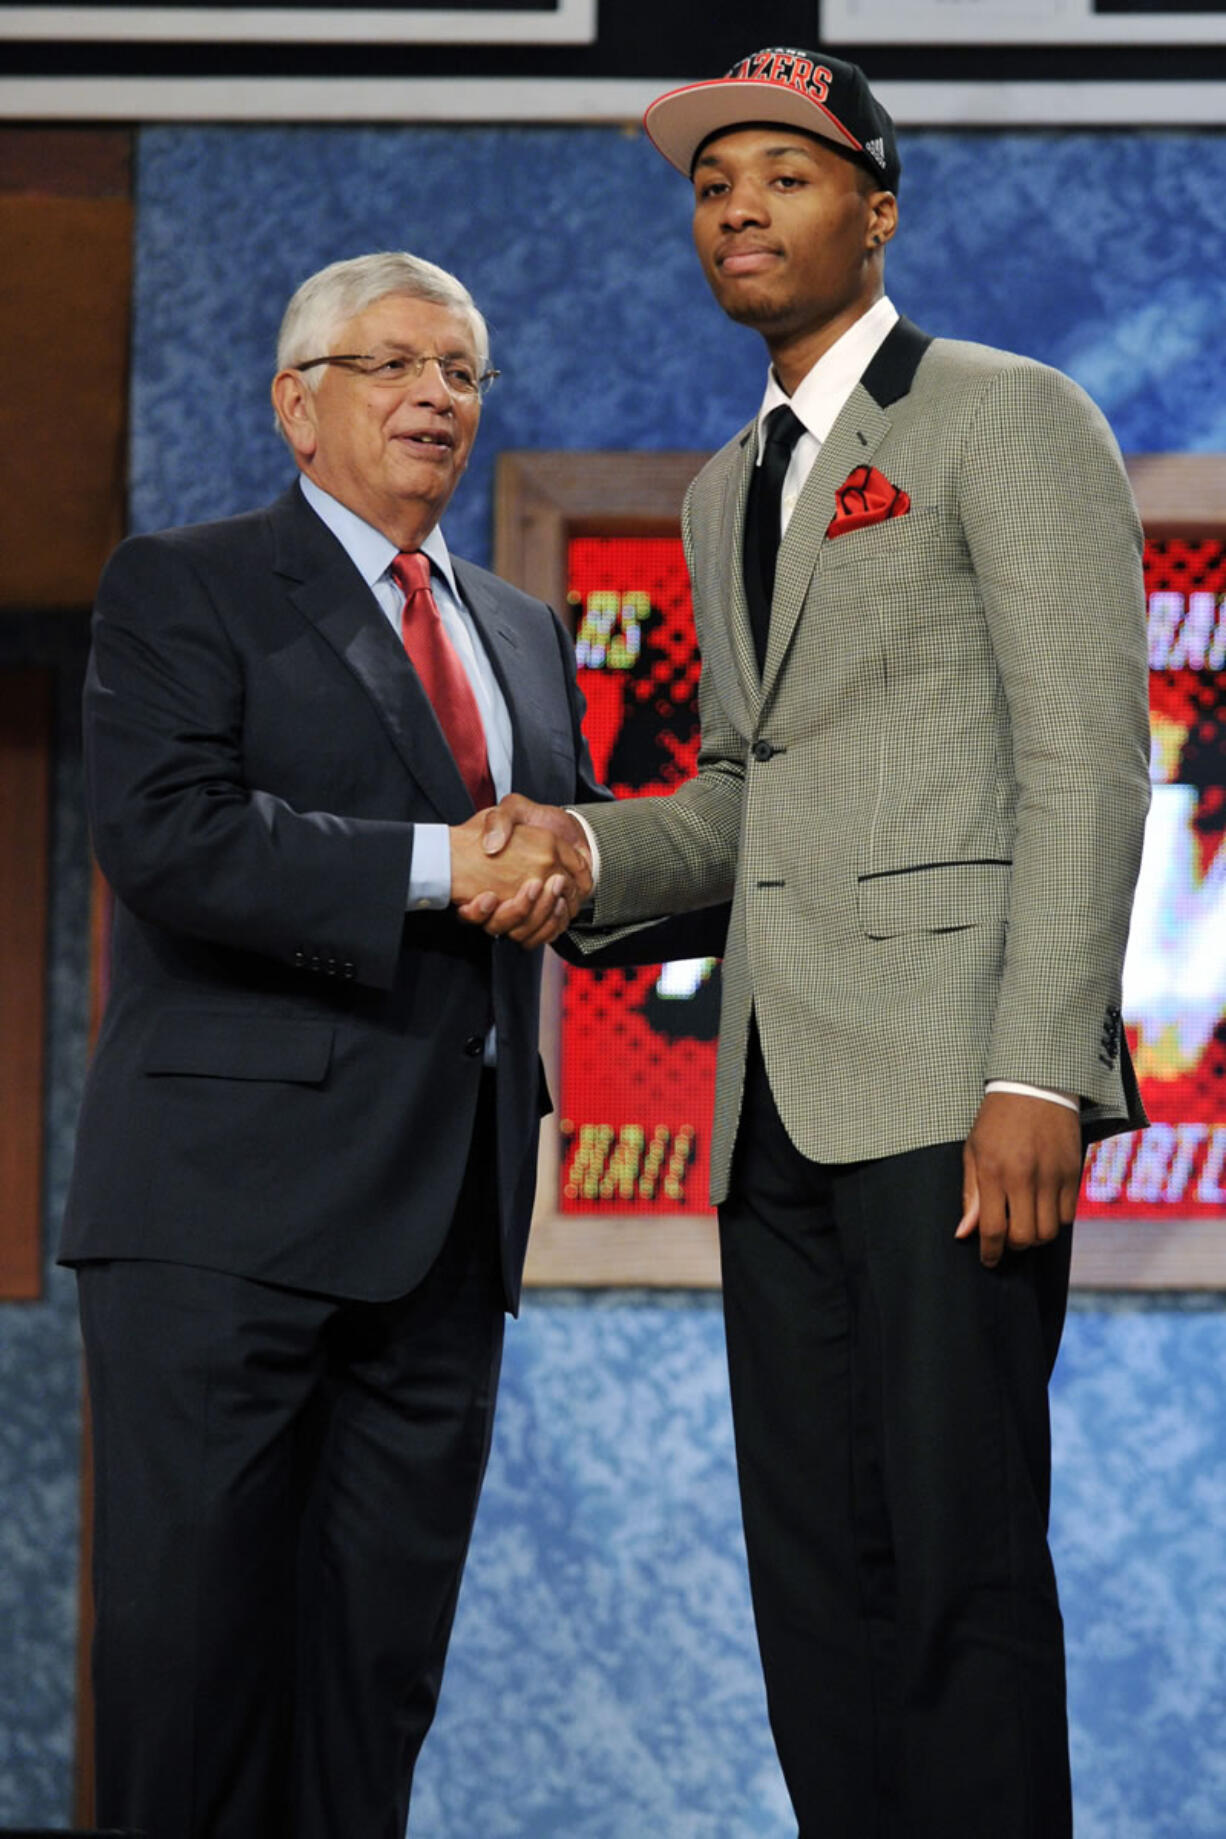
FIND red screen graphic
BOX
[558,536,1226,1222]
[1081,541,1226,1217]
[558,538,714,1212]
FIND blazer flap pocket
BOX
[857,860,1011,939]
[143,1012,335,1084]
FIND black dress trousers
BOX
[718,1030,1074,1839]
[78,1081,504,1839]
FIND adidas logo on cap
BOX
[864,137,886,169]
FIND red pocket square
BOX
[826,465,911,539]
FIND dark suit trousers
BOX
[719,1034,1073,1839]
[77,1082,504,1839]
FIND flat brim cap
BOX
[644,47,900,193]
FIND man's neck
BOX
[764,288,885,396]
[298,467,440,553]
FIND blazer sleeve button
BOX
[293,949,306,969]
[463,1034,485,1058]
[342,962,356,980]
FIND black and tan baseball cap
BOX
[644,46,901,193]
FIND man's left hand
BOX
[956,1091,1083,1268]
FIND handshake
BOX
[450,794,593,949]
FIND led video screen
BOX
[557,533,1226,1226]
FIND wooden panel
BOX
[0,191,132,608]
[0,667,51,1299]
[494,449,709,613]
[0,127,131,198]
[1072,1218,1226,1289]
[1126,453,1226,538]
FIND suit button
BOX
[342,962,356,980]
[752,740,776,762]
[324,957,338,976]
[310,955,321,973]
[463,1034,484,1058]
[293,949,306,969]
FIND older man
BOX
[62,251,597,1839]
[477,49,1151,1839]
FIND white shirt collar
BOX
[298,475,460,598]
[755,295,900,460]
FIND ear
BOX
[271,369,319,461]
[866,190,898,251]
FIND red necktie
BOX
[390,551,495,810]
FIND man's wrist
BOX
[985,1080,1079,1114]
[565,808,601,890]
[408,822,451,910]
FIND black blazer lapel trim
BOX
[860,317,933,409]
[271,485,472,821]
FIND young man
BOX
[477,49,1151,1838]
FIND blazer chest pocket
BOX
[820,505,956,575]
[856,860,1011,940]
[142,1012,334,1084]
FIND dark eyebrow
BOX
[694,140,822,173]
[758,142,823,162]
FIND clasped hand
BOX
[450,796,591,949]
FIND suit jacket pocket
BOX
[856,860,1011,940]
[142,1012,334,1084]
[819,505,953,573]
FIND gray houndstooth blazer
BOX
[574,318,1151,1202]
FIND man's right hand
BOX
[457,795,591,944]
[449,805,591,949]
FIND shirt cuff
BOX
[407,822,452,910]
[565,808,602,890]
[985,1080,1079,1114]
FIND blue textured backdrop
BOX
[128,128,1226,552]
[1,122,1224,1834]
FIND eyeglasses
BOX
[293,348,499,401]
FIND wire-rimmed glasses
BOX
[294,348,500,401]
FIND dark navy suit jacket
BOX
[62,482,614,1310]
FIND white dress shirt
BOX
[754,293,899,532]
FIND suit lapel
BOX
[710,430,761,729]
[455,558,593,804]
[452,559,542,792]
[271,486,471,820]
[760,317,933,703]
[761,390,892,699]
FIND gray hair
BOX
[275,250,490,385]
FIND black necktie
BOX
[743,403,807,675]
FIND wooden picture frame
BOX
[497,450,1226,1291]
